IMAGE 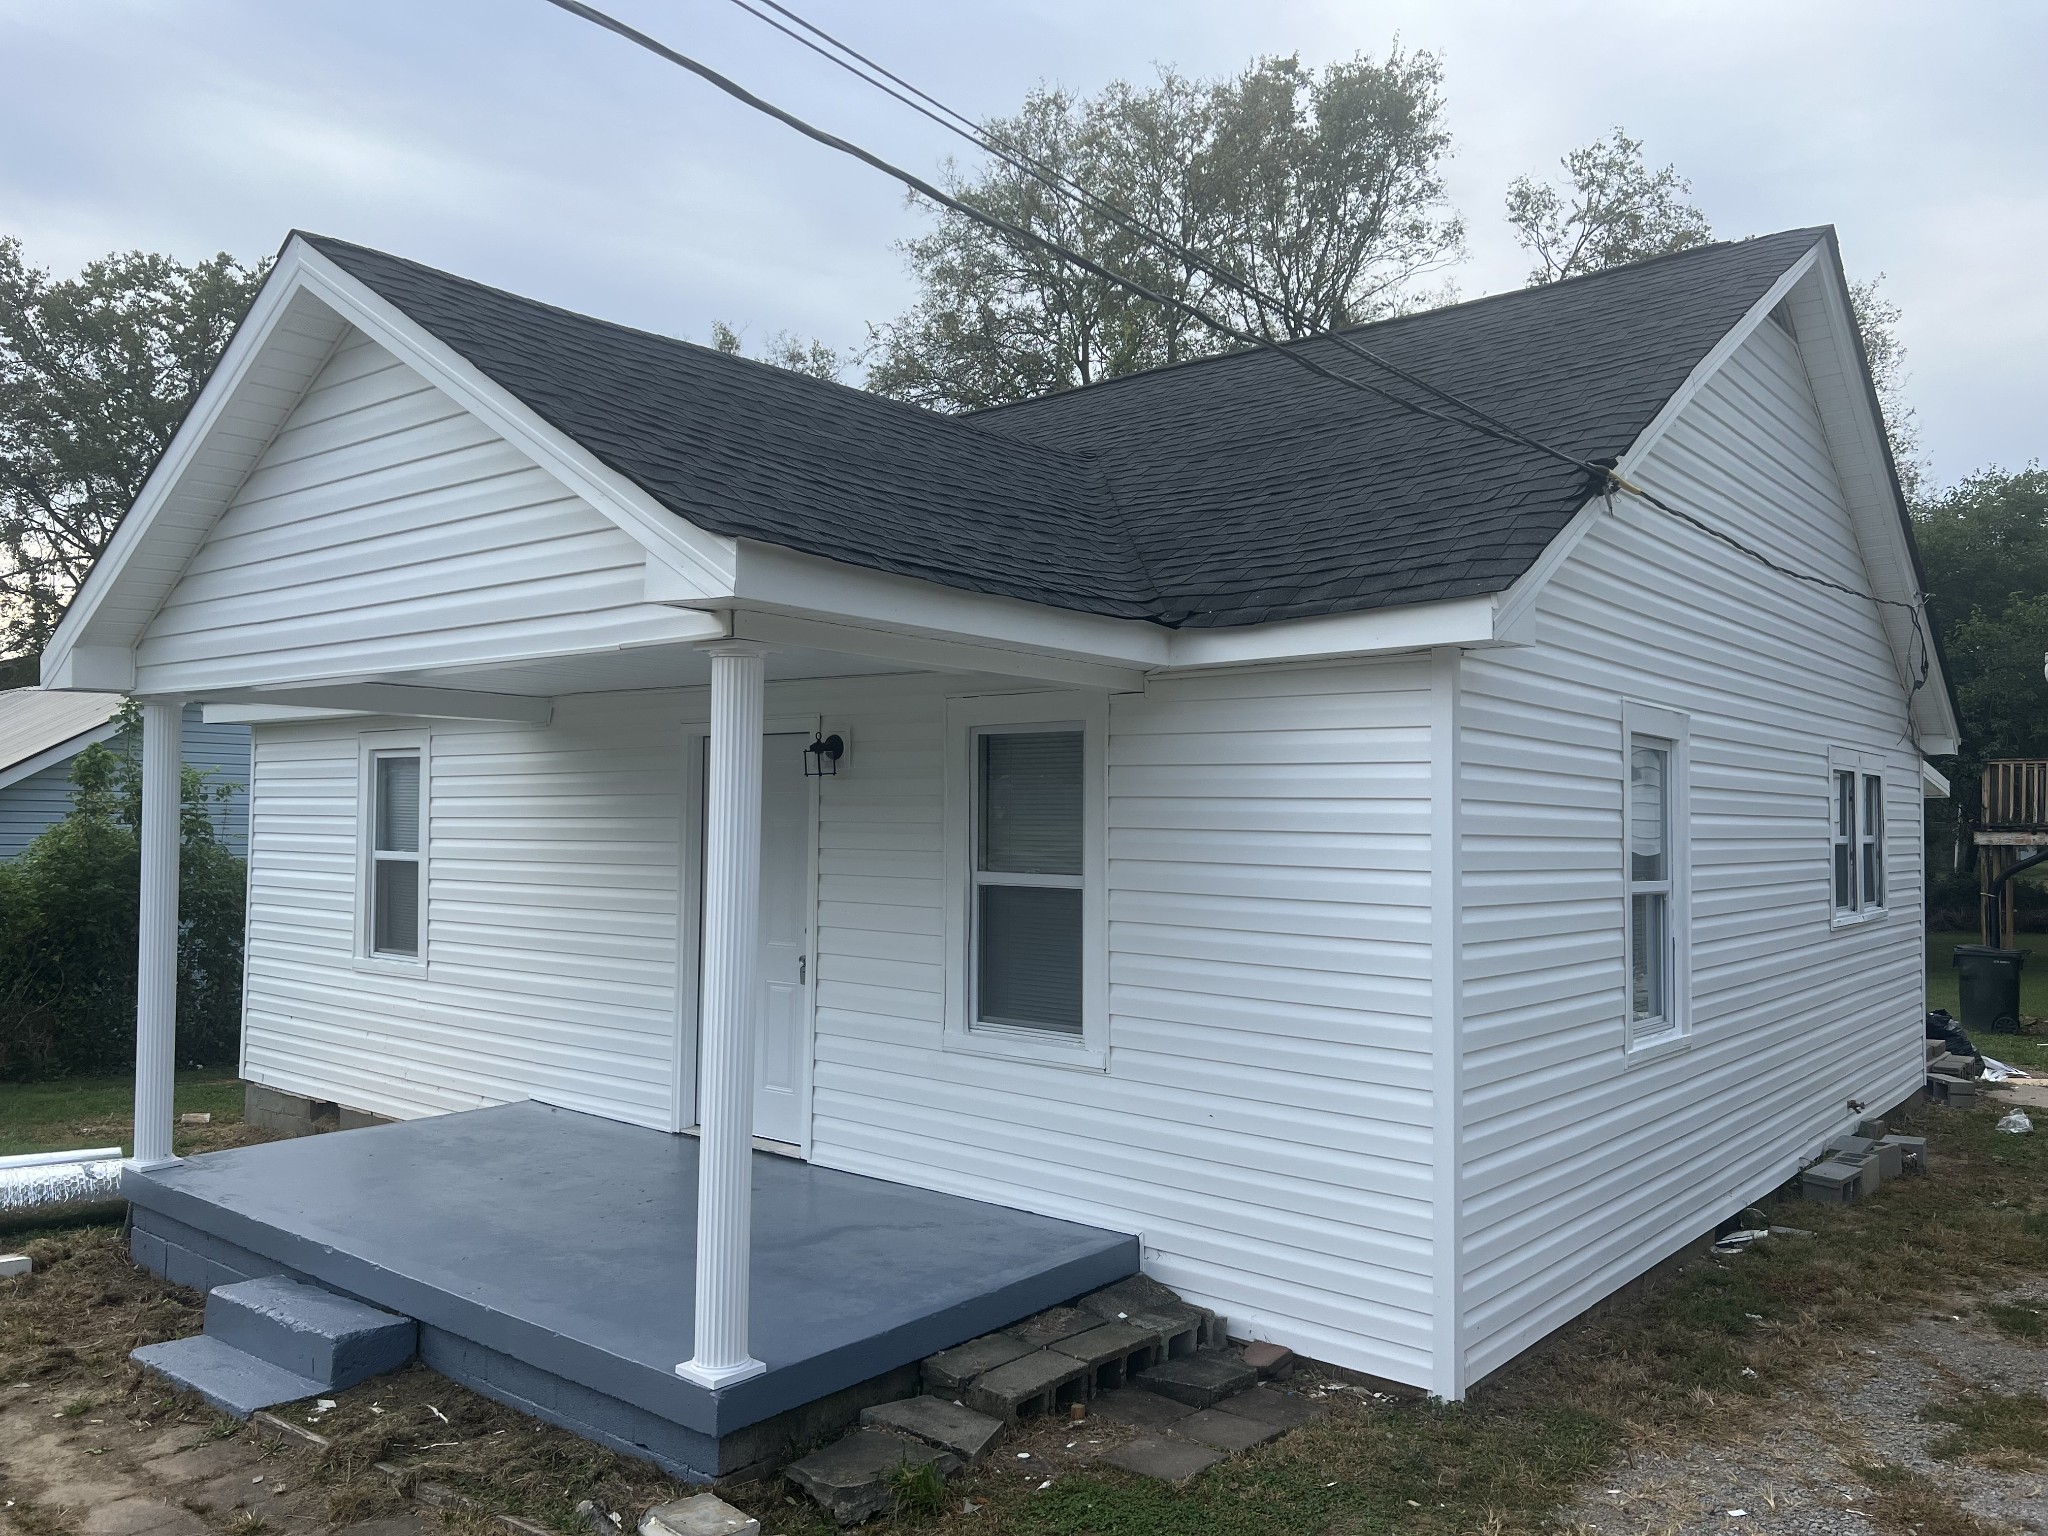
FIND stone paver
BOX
[1174,1406,1283,1453]
[921,1332,1035,1394]
[1100,1435,1224,1485]
[77,1498,212,1536]
[641,1491,761,1536]
[785,1429,962,1526]
[1135,1349,1258,1408]
[1089,1386,1195,1431]
[859,1394,1004,1464]
[1206,1383,1324,1430]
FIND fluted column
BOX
[131,697,184,1170]
[677,642,768,1389]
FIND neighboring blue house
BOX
[0,689,250,858]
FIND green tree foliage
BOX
[1913,467,2048,918]
[0,238,267,656]
[1505,128,1712,284]
[1848,274,1926,498]
[707,319,847,383]
[0,705,245,1079]
[866,49,1464,411]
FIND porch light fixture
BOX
[804,733,844,777]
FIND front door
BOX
[750,733,811,1146]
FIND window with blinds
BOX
[370,751,422,958]
[973,728,1083,1034]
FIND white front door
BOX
[750,733,811,1147]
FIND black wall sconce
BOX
[804,733,845,777]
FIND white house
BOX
[48,226,1955,1423]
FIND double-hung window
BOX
[1622,704,1689,1050]
[944,692,1106,1066]
[366,748,423,959]
[973,728,1083,1035]
[1829,752,1886,920]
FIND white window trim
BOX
[355,730,429,974]
[942,690,1108,1070]
[1622,701,1690,1058]
[1828,746,1889,929]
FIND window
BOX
[974,728,1083,1035]
[1830,753,1886,919]
[368,749,422,958]
[1622,703,1689,1051]
[943,691,1106,1067]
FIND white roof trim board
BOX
[42,229,1955,755]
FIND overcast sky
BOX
[3,0,2041,489]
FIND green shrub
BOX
[0,709,245,1079]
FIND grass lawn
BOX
[0,1070,249,1158]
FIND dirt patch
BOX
[1558,1283,2048,1536]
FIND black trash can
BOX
[1953,944,2026,1034]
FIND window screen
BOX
[370,751,422,957]
[972,729,1083,1035]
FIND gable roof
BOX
[302,228,1828,630]
[0,689,121,787]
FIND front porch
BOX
[124,1100,1138,1480]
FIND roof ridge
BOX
[292,232,1098,474]
[967,226,1830,419]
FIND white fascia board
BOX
[732,610,1149,691]
[720,541,1173,670]
[220,682,554,724]
[41,264,341,684]
[202,704,369,724]
[1922,759,1952,800]
[0,720,123,793]
[1166,594,1499,669]
[710,539,1498,681]
[1491,247,1823,643]
[287,244,737,600]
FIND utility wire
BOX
[540,0,1935,672]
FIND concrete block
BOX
[1928,1073,1977,1106]
[1174,1405,1283,1452]
[1089,1386,1195,1431]
[1099,1435,1223,1485]
[1929,1053,1976,1077]
[1880,1134,1928,1175]
[785,1430,960,1526]
[640,1493,759,1536]
[206,1275,415,1389]
[859,1395,1004,1465]
[1077,1273,1186,1321]
[338,1107,395,1131]
[1825,1135,1875,1162]
[963,1350,1090,1421]
[1003,1306,1102,1348]
[131,1335,324,1418]
[1870,1139,1905,1182]
[0,1253,31,1278]
[1135,1350,1258,1409]
[1048,1321,1160,1392]
[1855,1118,1888,1140]
[921,1332,1035,1395]
[1799,1160,1863,1204]
[243,1085,323,1137]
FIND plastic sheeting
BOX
[0,1147,124,1212]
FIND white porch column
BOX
[677,642,768,1389]
[131,696,184,1170]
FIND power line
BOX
[539,0,1935,664]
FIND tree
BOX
[1911,467,2048,920]
[708,319,847,383]
[1847,274,1926,498]
[1505,128,1712,284]
[866,49,1465,411]
[0,239,267,658]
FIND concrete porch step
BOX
[205,1274,415,1389]
[131,1334,326,1419]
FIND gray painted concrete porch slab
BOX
[122,1101,1137,1441]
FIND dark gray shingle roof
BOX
[304,228,1825,630]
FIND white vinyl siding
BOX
[796,661,1441,1383]
[1454,317,1924,1387]
[132,329,709,695]
[240,693,685,1128]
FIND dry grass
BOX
[6,1095,2048,1536]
